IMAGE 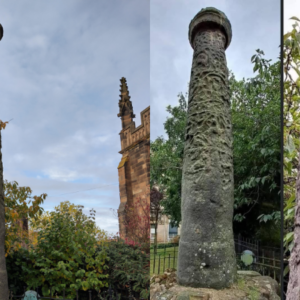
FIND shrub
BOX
[6,247,31,295]
[98,238,149,299]
[26,203,109,298]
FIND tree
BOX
[0,120,9,300]
[150,93,187,226]
[26,201,108,298]
[30,201,108,247]
[283,16,300,300]
[4,180,46,253]
[230,50,281,242]
[150,187,163,254]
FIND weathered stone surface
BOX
[150,270,280,300]
[177,7,236,289]
[237,270,261,277]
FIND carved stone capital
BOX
[188,7,232,50]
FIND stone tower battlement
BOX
[117,77,150,240]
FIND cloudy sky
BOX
[151,0,281,139]
[0,1,149,235]
[285,0,300,32]
[285,0,300,81]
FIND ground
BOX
[150,269,280,300]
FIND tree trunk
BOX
[0,129,9,300]
[287,152,300,299]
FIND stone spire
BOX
[117,77,135,119]
[177,7,236,289]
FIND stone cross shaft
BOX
[177,7,237,289]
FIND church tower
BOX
[117,77,150,240]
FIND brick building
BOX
[117,77,150,240]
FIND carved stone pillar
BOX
[177,7,236,289]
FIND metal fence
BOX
[234,234,281,258]
[150,237,282,284]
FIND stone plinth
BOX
[150,270,280,300]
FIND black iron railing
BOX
[151,237,281,283]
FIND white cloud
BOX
[25,35,48,49]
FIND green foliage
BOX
[150,93,187,226]
[6,202,149,299]
[98,238,149,299]
[284,17,300,259]
[26,202,108,298]
[6,247,30,295]
[4,180,46,254]
[230,50,280,232]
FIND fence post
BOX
[77,290,79,300]
[89,289,92,300]
[168,254,171,269]
[63,287,65,300]
[108,284,112,300]
[262,249,265,276]
[163,247,166,273]
[273,251,276,280]
[173,245,176,269]
[158,254,161,274]
[153,252,156,274]
[238,234,242,254]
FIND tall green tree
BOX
[231,50,281,241]
[150,93,187,227]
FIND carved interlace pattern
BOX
[184,29,232,190]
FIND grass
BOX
[150,246,178,275]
